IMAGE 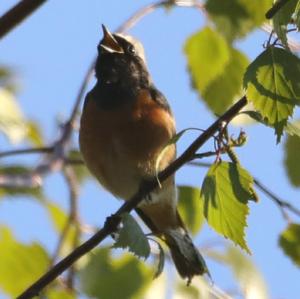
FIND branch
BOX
[265,0,291,19]
[16,96,247,299]
[0,146,53,159]
[0,0,47,39]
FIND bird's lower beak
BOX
[100,25,124,54]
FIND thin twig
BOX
[0,146,53,159]
[16,96,247,299]
[254,178,300,221]
[0,0,47,39]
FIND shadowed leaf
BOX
[184,27,230,94]
[206,0,272,42]
[113,214,151,259]
[177,185,204,235]
[244,47,300,142]
[79,248,152,299]
[279,223,300,267]
[284,132,300,187]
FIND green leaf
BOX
[177,186,204,235]
[79,248,152,299]
[273,0,298,48]
[46,289,76,299]
[200,162,254,253]
[206,0,273,42]
[0,226,50,297]
[244,47,300,141]
[279,223,300,267]
[46,202,69,232]
[46,202,77,257]
[285,119,300,137]
[0,88,28,144]
[26,120,44,146]
[294,0,300,29]
[67,149,91,184]
[113,214,151,259]
[184,27,230,94]
[243,111,300,138]
[0,165,44,199]
[202,48,249,115]
[207,246,269,299]
[284,133,300,186]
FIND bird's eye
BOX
[128,44,136,54]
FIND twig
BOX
[253,178,300,221]
[0,0,47,39]
[16,96,247,299]
[116,1,164,33]
[265,0,291,19]
[0,146,53,159]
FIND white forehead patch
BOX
[114,33,147,64]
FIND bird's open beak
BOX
[100,25,124,54]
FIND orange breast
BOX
[79,89,176,200]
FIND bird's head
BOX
[95,25,150,88]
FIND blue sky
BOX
[1,1,300,298]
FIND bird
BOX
[79,25,208,283]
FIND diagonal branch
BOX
[0,146,53,159]
[16,96,247,299]
[265,0,291,19]
[0,0,47,39]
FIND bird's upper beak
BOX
[100,25,124,54]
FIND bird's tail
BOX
[136,206,209,283]
[164,225,209,283]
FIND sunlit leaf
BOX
[0,88,27,144]
[244,47,300,142]
[26,120,44,146]
[202,48,249,114]
[113,214,151,259]
[279,223,300,267]
[0,226,50,297]
[177,186,204,235]
[46,289,76,299]
[206,0,272,42]
[184,27,230,94]
[284,133,300,187]
[79,248,152,299]
[200,162,254,253]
